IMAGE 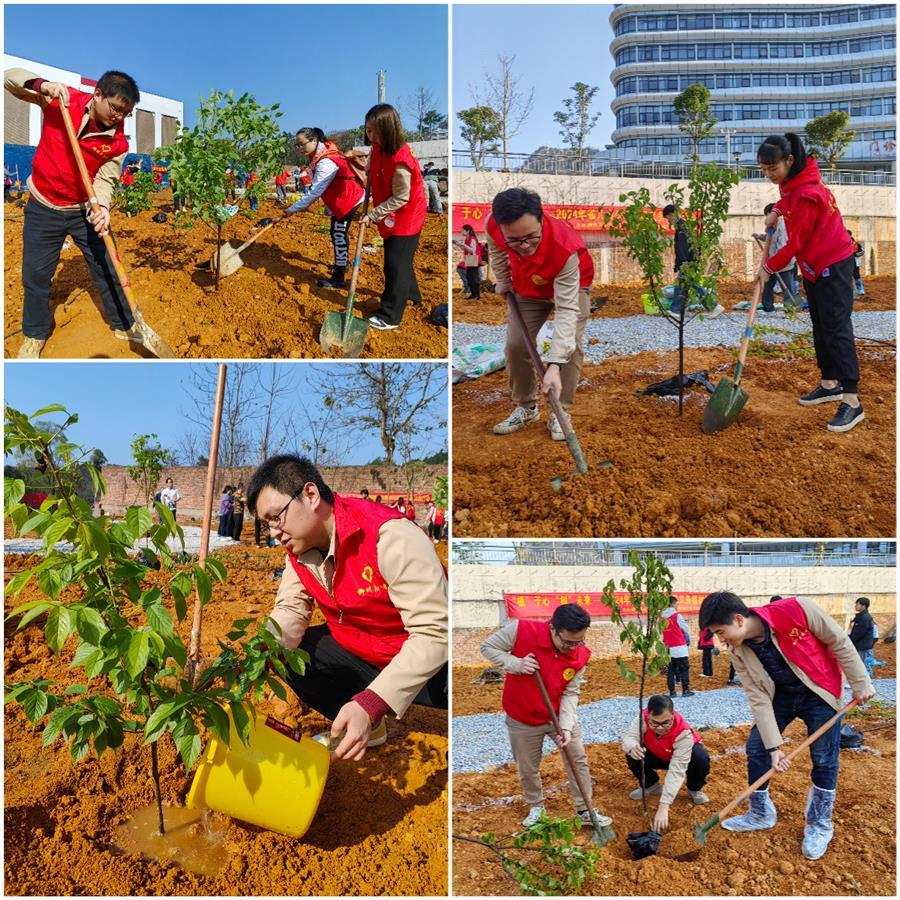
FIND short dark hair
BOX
[662,204,677,217]
[856,597,871,609]
[165,477,173,484]
[769,595,783,603]
[247,454,335,515]
[756,133,807,181]
[96,71,140,106]
[668,595,678,606]
[297,126,327,145]
[491,188,543,226]
[364,103,405,156]
[764,203,775,215]
[699,591,751,631]
[647,694,674,716]
[550,604,590,633]
[360,487,369,497]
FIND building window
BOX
[883,33,895,49]
[786,12,820,28]
[615,47,637,65]
[849,36,885,53]
[638,45,660,61]
[822,9,858,25]
[680,13,714,30]
[715,13,749,28]
[697,43,732,60]
[734,43,769,59]
[769,43,804,59]
[639,108,661,125]
[660,44,696,61]
[614,15,636,36]
[751,13,784,28]
[859,5,895,21]
[135,108,154,155]
[863,65,896,83]
[810,40,849,57]
[637,14,677,31]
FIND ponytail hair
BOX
[296,126,327,145]
[756,132,807,181]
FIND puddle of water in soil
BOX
[113,804,230,877]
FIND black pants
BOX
[805,253,859,394]
[667,656,690,692]
[217,511,232,537]
[254,516,264,546]
[465,266,481,300]
[728,663,737,682]
[22,197,134,340]
[231,512,244,542]
[330,209,356,269]
[287,624,447,720]
[701,647,713,676]
[625,743,710,791]
[377,232,422,326]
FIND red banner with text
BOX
[452,203,674,235]
[504,591,707,620]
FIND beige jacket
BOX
[730,597,873,749]
[4,67,125,211]
[486,228,585,366]
[269,516,447,719]
[621,714,696,807]
[369,164,412,223]
[481,619,585,733]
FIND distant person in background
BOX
[847,230,866,297]
[217,485,234,537]
[460,224,482,300]
[698,627,716,677]
[360,487,371,500]
[231,484,246,542]
[422,161,443,214]
[245,171,260,211]
[757,204,797,311]
[395,497,407,517]
[224,167,237,203]
[375,494,383,504]
[274,167,290,203]
[848,597,875,674]
[159,477,181,521]
[406,499,416,522]
[662,597,695,698]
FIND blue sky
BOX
[453,4,616,155]
[4,4,448,133]
[4,363,447,466]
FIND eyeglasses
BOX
[552,628,585,649]
[104,96,133,119]
[263,488,302,529]
[503,229,542,248]
[648,718,673,729]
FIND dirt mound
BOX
[452,346,895,537]
[3,541,447,895]
[452,722,896,896]
[4,195,447,359]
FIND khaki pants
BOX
[505,289,590,410]
[506,715,592,810]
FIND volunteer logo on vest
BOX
[562,667,576,681]
[531,274,548,285]
[362,566,374,583]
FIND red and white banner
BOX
[504,591,708,620]
[452,203,675,235]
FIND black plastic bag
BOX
[255,217,274,228]
[152,212,168,224]
[644,371,715,396]
[626,830,662,859]
[429,303,448,328]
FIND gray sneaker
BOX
[17,337,46,359]
[547,411,570,441]
[629,782,662,800]
[114,323,145,345]
[494,405,539,435]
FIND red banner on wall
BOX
[452,203,674,235]
[504,591,707,620]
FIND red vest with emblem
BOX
[662,609,687,647]
[642,709,701,762]
[369,142,427,238]
[486,212,593,301]
[31,89,129,207]
[502,619,591,725]
[313,142,365,218]
[698,627,715,649]
[433,507,445,525]
[752,597,843,697]
[287,495,409,668]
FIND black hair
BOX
[165,477,173,483]
[360,487,369,496]
[491,187,543,226]
[96,71,140,106]
[222,484,232,493]
[699,591,751,631]
[647,694,674,716]
[247,454,335,515]
[756,133,807,181]
[764,203,775,215]
[769,595,783,603]
[297,127,327,145]
[856,597,871,609]
[662,204,677,217]
[364,103,405,155]
[550,604,590,633]
[462,224,476,236]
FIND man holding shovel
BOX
[486,188,593,442]
[247,455,447,762]
[698,591,874,859]
[481,604,614,830]
[5,67,143,358]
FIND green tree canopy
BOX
[805,110,856,176]
[673,83,717,165]
[457,106,502,171]
[552,82,602,159]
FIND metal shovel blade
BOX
[132,309,176,358]
[209,242,245,278]
[702,375,748,434]
[319,311,368,358]
[693,814,719,847]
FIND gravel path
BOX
[451,679,896,774]
[4,525,239,556]
[453,310,896,366]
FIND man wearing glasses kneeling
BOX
[486,187,594,441]
[622,693,711,833]
[247,455,447,761]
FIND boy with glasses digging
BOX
[5,67,142,358]
[481,604,614,829]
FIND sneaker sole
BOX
[369,322,399,331]
[494,415,540,435]
[799,393,843,406]
[827,410,865,433]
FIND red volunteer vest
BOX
[31,89,129,207]
[287,495,409,668]
[698,627,715,649]
[433,507,445,525]
[311,142,365,219]
[752,597,843,698]
[502,619,591,726]
[370,143,427,238]
[642,709,701,762]
[662,610,687,648]
[486,212,593,301]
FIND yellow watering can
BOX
[187,713,330,838]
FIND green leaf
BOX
[125,630,151,678]
[4,478,26,510]
[146,602,174,637]
[64,684,89,695]
[30,403,67,418]
[5,569,37,600]
[75,607,108,645]
[43,516,74,549]
[204,556,227,582]
[70,640,99,668]
[42,706,81,746]
[173,717,202,769]
[13,600,54,631]
[194,566,212,606]
[126,506,153,541]
[18,511,50,536]
[204,703,231,745]
[230,701,251,746]
[45,605,74,653]
[143,700,177,743]
[21,688,49,722]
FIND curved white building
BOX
[609,4,896,170]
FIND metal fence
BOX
[452,150,896,187]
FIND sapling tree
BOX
[4,405,308,836]
[673,83,717,166]
[805,110,856,178]
[127,433,172,507]
[457,106,503,171]
[601,551,673,816]
[112,170,156,217]
[154,89,285,289]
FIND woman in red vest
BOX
[481,605,614,829]
[360,103,427,330]
[5,67,141,358]
[274,167,290,203]
[283,127,365,289]
[622,693,710,833]
[699,591,874,860]
[758,133,863,433]
[698,626,716,677]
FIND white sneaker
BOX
[493,405,539,435]
[579,808,613,827]
[17,337,46,359]
[706,303,725,319]
[629,782,662,800]
[547,411,570,441]
[522,805,545,827]
[114,323,145,345]
[688,789,710,805]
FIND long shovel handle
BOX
[711,699,856,825]
[341,172,373,341]
[733,233,772,386]
[504,292,588,474]
[753,234,797,304]
[232,217,281,254]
